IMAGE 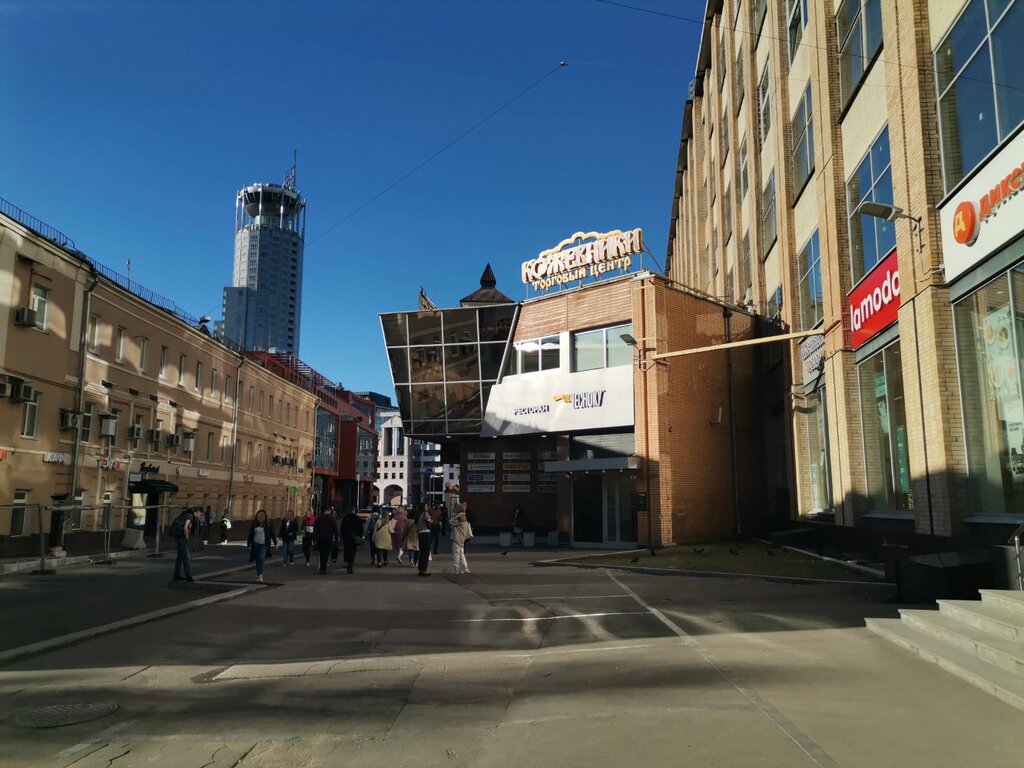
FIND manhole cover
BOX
[11,702,118,728]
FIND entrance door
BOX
[572,474,603,544]
[603,474,637,545]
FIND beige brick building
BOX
[667,0,1024,542]
[0,206,316,555]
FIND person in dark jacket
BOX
[313,507,339,575]
[415,504,433,577]
[300,508,316,566]
[339,505,364,574]
[247,509,277,584]
[279,511,298,566]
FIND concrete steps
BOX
[866,590,1024,712]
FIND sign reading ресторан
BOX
[522,228,644,291]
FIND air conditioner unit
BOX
[166,434,181,448]
[182,433,196,452]
[127,425,143,440]
[14,307,37,327]
[59,409,80,431]
[0,377,8,398]
[10,382,36,403]
[99,414,118,438]
[148,428,162,443]
[271,455,280,464]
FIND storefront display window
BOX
[954,268,1024,515]
[805,388,831,512]
[859,342,910,512]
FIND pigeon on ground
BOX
[630,555,640,564]
[649,549,657,556]
[692,547,705,554]
[729,547,739,556]
[501,551,509,556]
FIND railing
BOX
[1010,522,1024,591]
[84,258,204,328]
[0,196,76,249]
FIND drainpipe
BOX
[68,265,100,544]
[724,308,741,536]
[225,355,244,518]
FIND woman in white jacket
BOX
[372,510,396,567]
[450,502,471,575]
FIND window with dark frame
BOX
[837,0,884,108]
[758,60,772,148]
[846,126,895,282]
[791,84,814,195]
[797,230,823,330]
[761,171,777,256]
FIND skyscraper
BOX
[218,161,305,355]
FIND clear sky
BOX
[1,0,699,399]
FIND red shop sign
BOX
[849,249,900,348]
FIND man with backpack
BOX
[171,506,202,583]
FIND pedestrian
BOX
[372,510,396,566]
[220,510,231,544]
[247,509,277,583]
[279,510,298,566]
[204,505,213,545]
[415,503,433,577]
[365,506,381,565]
[339,505,363,574]
[429,504,442,555]
[450,502,471,575]
[300,508,316,566]
[401,509,419,568]
[313,506,338,574]
[393,505,409,564]
[170,506,202,583]
[512,506,524,545]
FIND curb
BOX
[0,584,262,666]
[0,548,152,575]
[533,559,893,587]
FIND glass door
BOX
[602,474,637,545]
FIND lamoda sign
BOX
[521,229,644,291]
[849,249,900,348]
[941,126,1024,282]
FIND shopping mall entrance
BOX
[572,472,636,546]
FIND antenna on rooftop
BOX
[284,150,297,191]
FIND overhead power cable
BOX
[310,61,569,244]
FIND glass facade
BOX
[954,267,1024,516]
[847,127,895,282]
[859,342,910,513]
[381,305,515,437]
[572,323,633,372]
[804,388,831,512]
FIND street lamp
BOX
[856,201,924,256]
[620,333,654,371]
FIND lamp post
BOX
[621,332,655,549]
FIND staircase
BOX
[866,590,1024,711]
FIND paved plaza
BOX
[0,547,1020,767]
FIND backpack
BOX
[170,512,188,539]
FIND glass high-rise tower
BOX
[218,165,305,355]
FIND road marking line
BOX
[454,611,650,623]
[485,594,633,601]
[605,569,839,768]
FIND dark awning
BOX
[128,479,179,494]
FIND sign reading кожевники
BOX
[521,228,644,291]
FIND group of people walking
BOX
[171,500,475,585]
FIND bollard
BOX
[94,503,114,565]
[31,505,56,575]
[148,505,164,558]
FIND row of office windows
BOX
[505,323,633,377]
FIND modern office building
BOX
[0,201,316,556]
[219,164,305,355]
[666,0,1024,544]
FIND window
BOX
[11,490,28,537]
[723,185,733,245]
[246,441,253,466]
[207,431,214,460]
[758,61,772,147]
[21,391,39,438]
[224,375,232,403]
[573,323,633,371]
[269,396,275,420]
[132,414,143,449]
[725,267,735,303]
[718,30,727,88]
[803,387,832,512]
[159,346,168,379]
[259,390,265,415]
[788,0,806,62]
[88,314,100,351]
[767,285,783,322]
[221,436,228,463]
[859,342,910,513]
[791,84,814,195]
[720,108,729,166]
[139,337,148,373]
[509,336,560,375]
[178,354,186,386]
[761,171,777,255]
[31,285,49,330]
[249,386,254,411]
[741,233,752,300]
[81,403,94,443]
[211,368,218,398]
[735,44,745,112]
[936,0,1024,192]
[195,362,203,394]
[847,126,895,282]
[838,0,883,108]
[754,0,767,36]
[114,327,126,363]
[739,138,748,198]
[797,231,823,330]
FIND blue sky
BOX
[1,0,699,398]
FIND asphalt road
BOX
[0,548,1020,767]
